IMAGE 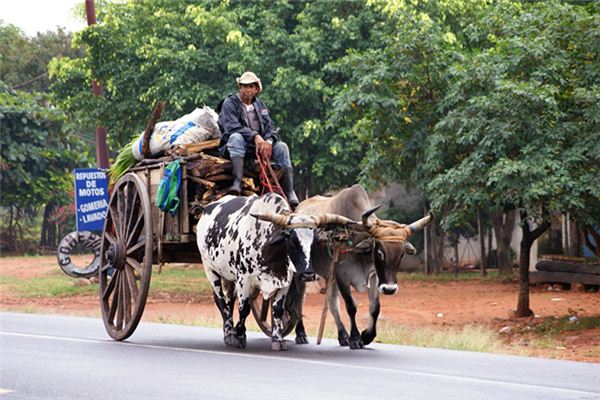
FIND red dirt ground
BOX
[1,256,599,363]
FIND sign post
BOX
[74,168,109,232]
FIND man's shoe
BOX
[228,156,244,195]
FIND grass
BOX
[0,273,98,298]
[527,315,600,335]
[149,264,213,297]
[314,321,501,353]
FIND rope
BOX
[255,148,287,201]
[367,219,410,243]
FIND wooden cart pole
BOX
[317,245,341,345]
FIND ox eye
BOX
[377,248,385,260]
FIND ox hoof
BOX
[224,334,247,349]
[271,340,287,351]
[349,338,365,350]
[295,334,309,345]
[338,333,350,347]
[360,330,376,345]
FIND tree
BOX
[426,1,600,316]
[0,22,83,93]
[327,0,499,269]
[0,84,90,250]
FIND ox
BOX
[294,184,433,349]
[196,193,356,350]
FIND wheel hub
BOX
[107,240,127,270]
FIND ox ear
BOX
[404,241,417,255]
[353,238,373,254]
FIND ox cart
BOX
[99,141,295,340]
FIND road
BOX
[1,312,598,399]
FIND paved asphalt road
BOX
[1,312,598,400]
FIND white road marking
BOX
[0,388,15,395]
[2,331,598,397]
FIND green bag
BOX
[155,159,182,215]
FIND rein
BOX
[255,147,287,201]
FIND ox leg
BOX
[228,294,250,349]
[328,283,350,347]
[205,269,235,343]
[271,289,288,351]
[225,277,251,349]
[294,280,309,344]
[360,274,380,346]
[337,280,363,349]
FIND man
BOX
[218,71,299,207]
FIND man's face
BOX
[239,83,259,103]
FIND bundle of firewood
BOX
[168,140,264,208]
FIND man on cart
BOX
[217,71,299,208]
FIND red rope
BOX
[255,148,287,201]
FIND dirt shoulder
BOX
[1,256,599,363]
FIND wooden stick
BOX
[317,245,341,345]
[188,175,216,190]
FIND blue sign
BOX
[74,168,109,232]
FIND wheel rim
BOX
[250,290,296,338]
[99,173,153,340]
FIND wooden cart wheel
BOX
[250,290,297,338]
[99,173,153,340]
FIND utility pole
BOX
[85,0,109,168]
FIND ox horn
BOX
[250,212,289,226]
[407,211,434,235]
[313,213,358,227]
[361,204,382,229]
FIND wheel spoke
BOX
[109,203,122,241]
[126,212,144,248]
[116,188,126,241]
[102,271,118,300]
[124,264,140,300]
[122,268,132,324]
[108,271,121,322]
[126,239,145,256]
[116,272,125,331]
[124,183,139,244]
[126,257,142,275]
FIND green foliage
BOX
[0,84,91,247]
[0,22,83,92]
[0,85,90,208]
[49,0,385,193]
[425,0,600,228]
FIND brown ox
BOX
[294,184,432,349]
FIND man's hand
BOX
[254,135,272,160]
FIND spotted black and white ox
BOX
[294,184,433,349]
[196,193,357,350]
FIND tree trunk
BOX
[40,202,57,248]
[582,225,600,260]
[491,209,516,279]
[477,207,487,276]
[425,220,443,274]
[430,221,445,274]
[516,213,551,317]
[452,238,459,277]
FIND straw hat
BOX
[236,71,262,94]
